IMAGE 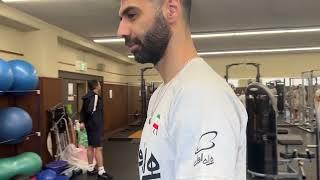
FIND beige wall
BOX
[0,3,132,83]
[23,30,60,78]
[0,24,25,60]
[58,43,128,83]
[0,23,130,82]
[127,53,320,85]
[1,3,320,85]
[126,63,161,85]
[205,53,320,79]
[0,51,23,61]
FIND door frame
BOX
[58,71,104,118]
[58,71,103,82]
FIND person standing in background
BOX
[286,87,294,120]
[80,80,113,180]
[269,83,278,106]
[314,89,320,120]
[292,85,301,123]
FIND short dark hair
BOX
[88,80,99,91]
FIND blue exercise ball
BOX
[37,169,57,180]
[9,60,38,90]
[0,107,32,144]
[0,59,13,91]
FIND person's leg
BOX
[87,146,95,172]
[87,146,94,164]
[92,133,112,179]
[86,131,97,174]
[91,129,105,174]
[95,147,104,167]
[95,147,106,175]
[294,109,298,122]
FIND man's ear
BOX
[165,0,181,24]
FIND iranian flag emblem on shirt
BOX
[153,114,160,135]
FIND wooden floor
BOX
[128,130,142,139]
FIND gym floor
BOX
[73,140,139,180]
[275,117,317,180]
[74,118,318,180]
[247,127,317,180]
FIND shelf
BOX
[0,132,40,145]
[0,90,40,95]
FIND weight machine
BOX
[298,70,320,133]
[140,67,154,125]
[128,67,154,127]
[225,63,261,83]
[266,80,286,114]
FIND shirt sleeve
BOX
[167,87,245,180]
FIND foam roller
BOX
[0,152,42,180]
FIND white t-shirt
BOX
[238,94,246,108]
[139,58,248,180]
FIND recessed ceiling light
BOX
[94,27,320,44]
[191,27,320,39]
[197,47,320,56]
[127,46,320,58]
[94,38,125,43]
[2,0,41,2]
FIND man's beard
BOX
[125,12,172,65]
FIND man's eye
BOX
[127,13,136,19]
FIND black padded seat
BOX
[278,129,289,134]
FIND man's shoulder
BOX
[177,58,223,88]
[177,75,230,98]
